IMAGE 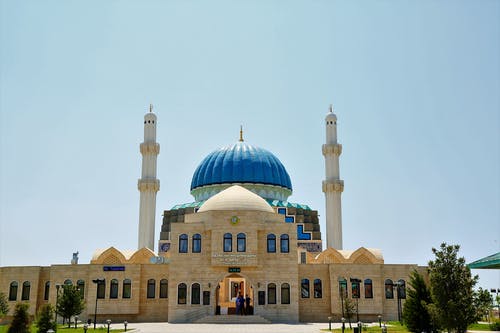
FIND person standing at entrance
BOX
[237,293,245,315]
[245,294,251,315]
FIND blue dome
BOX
[190,142,292,191]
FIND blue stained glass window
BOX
[297,225,311,240]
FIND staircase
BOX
[194,315,271,324]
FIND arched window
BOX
[301,278,310,298]
[267,283,276,304]
[179,234,188,253]
[314,279,322,298]
[267,234,276,253]
[281,283,290,304]
[178,283,187,304]
[110,279,119,299]
[351,278,360,299]
[147,279,156,298]
[122,279,131,299]
[191,283,201,304]
[223,233,232,252]
[97,280,106,299]
[44,281,50,300]
[160,279,168,298]
[280,234,289,253]
[21,281,30,300]
[192,234,201,253]
[385,279,394,299]
[64,279,73,286]
[397,279,406,299]
[237,233,246,252]
[339,278,348,298]
[77,280,85,298]
[364,279,373,298]
[9,281,18,301]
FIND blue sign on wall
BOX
[103,266,125,271]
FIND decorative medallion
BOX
[230,216,240,225]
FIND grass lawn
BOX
[320,321,499,333]
[321,321,410,333]
[0,324,128,333]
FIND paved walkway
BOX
[127,322,338,333]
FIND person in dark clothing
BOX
[245,294,251,315]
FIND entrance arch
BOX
[214,273,254,315]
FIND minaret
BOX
[138,104,160,250]
[322,104,344,249]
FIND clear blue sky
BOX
[1,0,498,290]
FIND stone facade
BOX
[0,202,425,323]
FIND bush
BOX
[7,303,30,333]
[35,305,55,333]
[490,321,500,331]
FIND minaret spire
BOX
[322,104,344,249]
[138,105,160,250]
[239,125,244,142]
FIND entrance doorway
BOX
[215,274,253,315]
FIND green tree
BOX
[474,287,493,321]
[36,304,56,333]
[0,292,9,318]
[57,285,84,328]
[402,270,438,333]
[7,303,30,333]
[343,297,356,329]
[428,243,478,333]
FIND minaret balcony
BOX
[322,179,344,193]
[140,142,160,155]
[322,143,342,156]
[138,179,160,192]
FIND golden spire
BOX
[239,125,244,142]
[149,104,153,113]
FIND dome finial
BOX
[149,104,153,113]
[329,104,333,113]
[239,125,244,142]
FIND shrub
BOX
[7,303,30,333]
[35,304,56,333]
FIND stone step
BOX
[194,315,271,324]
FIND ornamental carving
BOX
[322,180,344,193]
[322,144,342,156]
[140,142,160,155]
[138,179,160,192]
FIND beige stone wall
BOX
[166,210,300,323]
[0,266,43,317]
[298,264,331,322]
[0,206,427,324]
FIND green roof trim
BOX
[171,199,311,211]
[468,252,500,269]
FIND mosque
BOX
[0,106,426,323]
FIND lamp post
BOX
[83,324,88,333]
[358,321,362,333]
[378,315,382,327]
[391,281,402,323]
[338,277,345,318]
[350,278,362,322]
[123,321,128,332]
[74,316,78,329]
[328,316,332,331]
[55,284,61,328]
[491,289,499,319]
[341,317,346,333]
[92,278,105,329]
[106,319,111,333]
